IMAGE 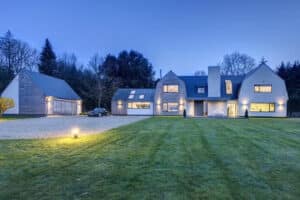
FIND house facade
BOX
[112,63,288,117]
[1,70,82,115]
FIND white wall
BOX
[186,100,194,117]
[238,64,288,117]
[207,101,227,116]
[208,66,221,97]
[127,103,154,115]
[1,75,19,114]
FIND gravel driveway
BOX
[0,116,149,139]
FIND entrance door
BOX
[194,101,203,116]
[227,103,237,117]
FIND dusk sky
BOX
[1,0,299,76]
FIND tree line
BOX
[0,31,299,113]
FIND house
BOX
[111,62,288,117]
[111,89,155,115]
[1,70,82,115]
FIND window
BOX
[250,103,275,112]
[130,90,136,94]
[128,102,150,109]
[225,80,232,94]
[197,87,205,94]
[254,85,272,93]
[162,102,179,112]
[139,94,144,99]
[163,84,179,93]
[128,94,134,99]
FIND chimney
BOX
[208,66,221,97]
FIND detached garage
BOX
[1,70,82,115]
[111,89,155,115]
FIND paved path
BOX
[0,116,149,139]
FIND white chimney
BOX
[208,66,221,97]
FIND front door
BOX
[227,103,237,117]
[194,101,203,116]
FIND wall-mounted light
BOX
[117,100,123,109]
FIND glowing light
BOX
[71,127,80,139]
[117,100,123,109]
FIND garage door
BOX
[53,99,78,115]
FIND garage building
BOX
[1,70,82,115]
[111,88,155,115]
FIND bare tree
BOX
[221,52,255,75]
[88,53,104,107]
[0,30,38,74]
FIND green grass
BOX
[0,117,300,199]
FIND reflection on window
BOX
[128,102,150,109]
[163,85,179,93]
[250,103,275,112]
[254,85,272,93]
[162,102,179,112]
[130,90,136,94]
[225,80,232,94]
[197,87,205,94]
[139,94,144,99]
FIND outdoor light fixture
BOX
[71,127,80,139]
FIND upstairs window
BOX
[225,80,232,94]
[197,87,205,94]
[128,94,134,99]
[254,85,272,93]
[139,95,144,99]
[130,90,136,94]
[163,84,179,93]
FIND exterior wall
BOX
[111,100,127,115]
[238,65,288,117]
[207,101,227,116]
[1,75,19,114]
[208,66,221,97]
[186,100,194,117]
[19,72,46,115]
[154,71,187,115]
[127,103,154,115]
[46,97,81,115]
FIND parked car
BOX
[87,108,108,117]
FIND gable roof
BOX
[179,75,244,100]
[112,88,155,102]
[23,70,81,100]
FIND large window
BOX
[162,102,179,112]
[250,103,275,112]
[225,80,232,94]
[128,102,150,109]
[163,84,179,93]
[254,84,272,93]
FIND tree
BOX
[38,39,57,76]
[0,98,14,116]
[221,52,256,75]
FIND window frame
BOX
[163,84,179,93]
[250,103,275,112]
[162,102,179,112]
[254,84,272,93]
[225,80,232,94]
[127,102,151,109]
[197,87,205,94]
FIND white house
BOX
[112,62,288,117]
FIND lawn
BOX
[0,117,300,199]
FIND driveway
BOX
[0,116,150,139]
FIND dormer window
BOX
[128,94,134,99]
[130,90,136,94]
[139,94,144,99]
[254,84,272,93]
[197,87,205,94]
[225,80,232,94]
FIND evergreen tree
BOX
[38,39,57,76]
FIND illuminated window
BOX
[225,80,232,94]
[128,94,134,99]
[139,94,144,99]
[128,102,150,109]
[163,85,179,93]
[250,103,275,112]
[162,102,179,112]
[197,87,205,94]
[254,85,272,93]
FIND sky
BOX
[1,0,300,76]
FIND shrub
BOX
[0,98,15,116]
[245,109,249,118]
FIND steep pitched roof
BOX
[179,75,244,100]
[112,88,155,102]
[23,70,81,100]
